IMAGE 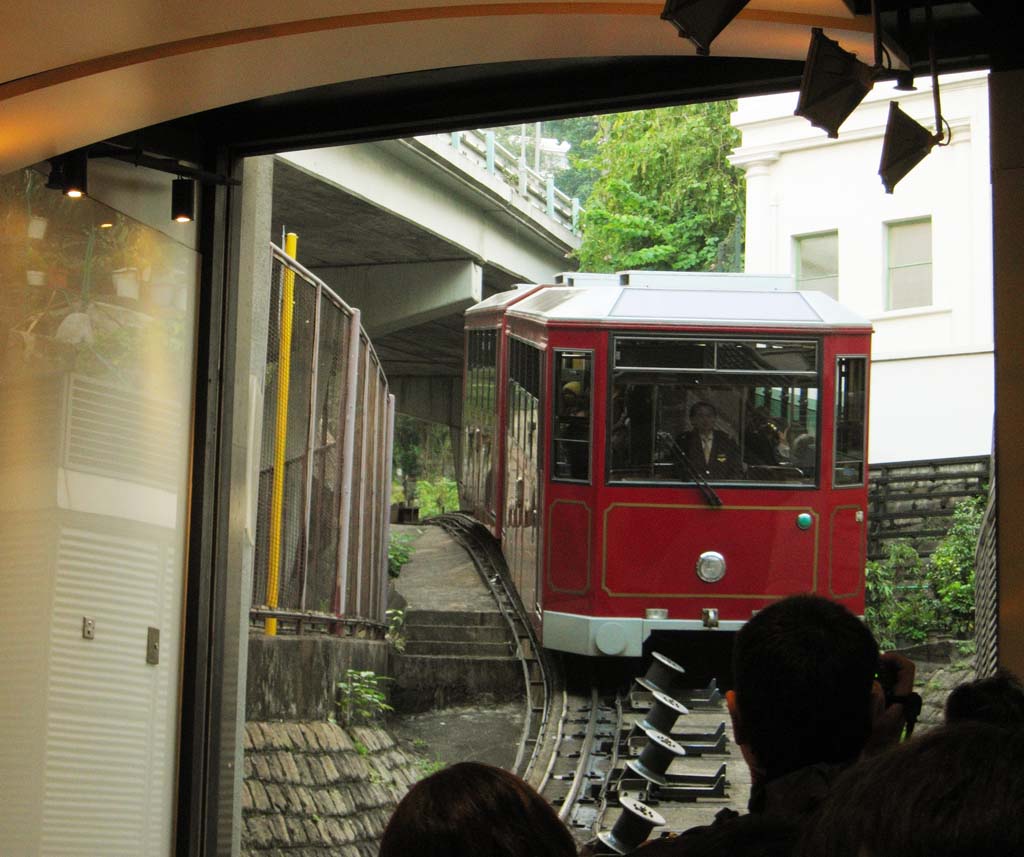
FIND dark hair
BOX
[378,762,577,857]
[945,669,1024,727]
[732,595,879,780]
[689,401,717,419]
[796,722,1024,857]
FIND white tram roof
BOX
[503,285,871,331]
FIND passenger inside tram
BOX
[608,336,826,485]
[608,381,815,485]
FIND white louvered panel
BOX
[0,514,57,854]
[42,524,181,857]
[64,376,182,492]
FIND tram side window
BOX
[553,351,592,482]
[834,356,867,486]
[608,336,820,486]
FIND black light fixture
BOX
[878,102,943,193]
[47,149,89,197]
[661,0,751,56]
[794,27,878,138]
[878,2,949,193]
[171,177,196,223]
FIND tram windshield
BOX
[608,336,820,486]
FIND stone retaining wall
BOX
[868,456,989,560]
[241,721,424,857]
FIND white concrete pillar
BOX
[732,152,780,273]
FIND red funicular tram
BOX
[461,272,872,657]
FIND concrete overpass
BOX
[267,130,580,426]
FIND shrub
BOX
[385,607,406,653]
[388,532,414,578]
[927,494,986,637]
[865,541,934,649]
[337,669,393,727]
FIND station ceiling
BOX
[1,2,1007,176]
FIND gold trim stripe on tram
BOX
[1,4,872,102]
[601,501,820,598]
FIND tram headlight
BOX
[696,551,726,583]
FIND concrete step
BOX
[404,640,514,657]
[406,624,511,643]
[403,609,506,628]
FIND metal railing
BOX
[445,130,582,234]
[251,242,394,635]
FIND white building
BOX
[730,72,993,464]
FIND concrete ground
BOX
[387,523,525,770]
[389,523,499,613]
[388,701,526,771]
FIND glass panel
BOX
[888,220,932,309]
[616,337,713,370]
[889,220,931,267]
[0,167,198,854]
[834,356,867,486]
[716,341,817,373]
[552,351,591,482]
[608,373,819,485]
[889,263,933,310]
[798,232,838,278]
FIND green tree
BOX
[573,101,745,273]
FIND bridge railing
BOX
[446,129,582,234]
[250,242,394,637]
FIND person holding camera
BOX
[629,595,917,856]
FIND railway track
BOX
[428,514,748,852]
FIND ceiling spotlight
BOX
[47,150,88,197]
[171,177,195,223]
[795,28,877,138]
[878,102,942,193]
[878,3,950,193]
[661,0,751,56]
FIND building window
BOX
[795,231,839,300]
[887,218,932,310]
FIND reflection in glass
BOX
[0,167,197,854]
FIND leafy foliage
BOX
[865,495,987,646]
[926,495,986,637]
[337,669,393,727]
[385,607,406,653]
[865,541,935,649]
[416,477,460,517]
[388,532,414,578]
[572,102,745,273]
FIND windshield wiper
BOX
[657,431,724,508]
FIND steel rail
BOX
[427,514,554,781]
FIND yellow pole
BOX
[266,232,298,635]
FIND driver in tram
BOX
[676,401,743,480]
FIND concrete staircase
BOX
[391,609,524,712]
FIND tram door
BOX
[504,338,544,614]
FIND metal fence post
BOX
[546,176,556,219]
[298,281,324,622]
[451,130,462,152]
[485,132,496,175]
[334,308,362,625]
[380,393,396,621]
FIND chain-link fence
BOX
[251,243,394,634]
